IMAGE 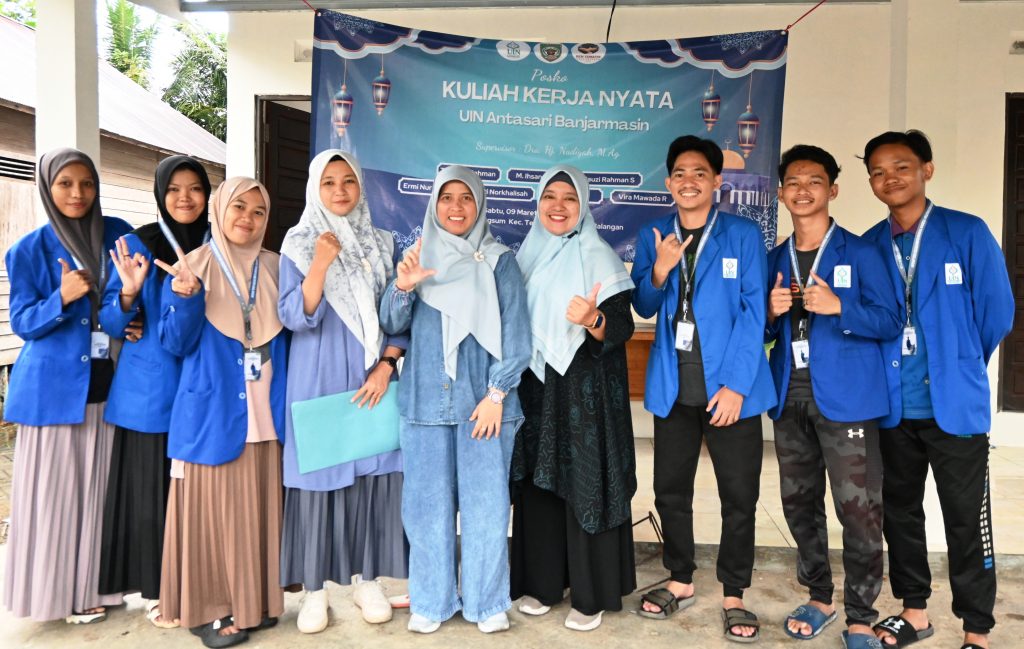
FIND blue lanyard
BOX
[787,221,837,292]
[889,201,933,323]
[158,216,183,254]
[672,207,719,308]
[209,239,260,347]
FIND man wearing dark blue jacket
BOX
[861,130,1013,649]
[632,135,776,643]
[766,145,901,649]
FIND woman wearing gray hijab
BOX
[379,165,531,635]
[2,148,133,623]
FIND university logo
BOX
[572,42,606,64]
[496,40,530,61]
[535,43,567,63]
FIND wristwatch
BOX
[379,356,399,370]
[487,387,506,404]
[584,311,605,330]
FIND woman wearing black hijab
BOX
[97,155,211,627]
[2,148,133,623]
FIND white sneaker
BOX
[564,608,603,631]
[518,596,551,616]
[353,580,393,624]
[408,613,441,634]
[297,589,329,634]
[477,611,510,633]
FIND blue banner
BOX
[312,11,787,259]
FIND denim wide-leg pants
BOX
[400,417,522,623]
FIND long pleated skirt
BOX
[159,441,284,630]
[280,472,409,591]
[98,427,171,599]
[2,403,126,621]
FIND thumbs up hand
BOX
[58,258,92,306]
[804,270,841,315]
[566,282,602,327]
[768,271,793,320]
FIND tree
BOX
[105,0,158,89]
[162,22,227,140]
[0,0,36,28]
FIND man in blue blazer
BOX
[861,130,1013,649]
[632,135,776,643]
[766,145,902,649]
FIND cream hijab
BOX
[184,177,283,348]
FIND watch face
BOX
[489,391,503,403]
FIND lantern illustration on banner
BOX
[333,59,354,136]
[372,53,391,115]
[701,70,720,132]
[736,73,760,158]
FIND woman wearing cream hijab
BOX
[155,177,286,648]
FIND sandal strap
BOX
[873,615,918,644]
[724,607,760,629]
[641,588,676,611]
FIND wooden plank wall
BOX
[0,106,226,367]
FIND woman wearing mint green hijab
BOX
[510,165,637,631]
[379,165,530,635]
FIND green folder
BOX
[291,387,400,474]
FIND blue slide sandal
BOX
[783,604,838,640]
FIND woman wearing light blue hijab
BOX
[379,165,531,635]
[510,165,637,631]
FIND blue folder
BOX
[291,387,400,474]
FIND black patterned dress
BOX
[510,290,637,615]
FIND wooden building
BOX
[0,16,227,368]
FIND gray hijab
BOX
[38,148,106,324]
[417,165,509,380]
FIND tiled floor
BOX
[630,435,1024,554]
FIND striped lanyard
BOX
[672,208,719,322]
[889,201,933,325]
[209,239,260,348]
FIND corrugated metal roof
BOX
[0,16,226,165]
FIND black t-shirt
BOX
[786,247,817,403]
[675,225,709,406]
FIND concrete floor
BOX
[3,439,1024,648]
[3,544,1024,648]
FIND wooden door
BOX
[259,100,310,253]
[1000,93,1024,411]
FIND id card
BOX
[902,326,918,357]
[675,320,695,352]
[791,339,810,369]
[244,351,262,381]
[90,331,110,359]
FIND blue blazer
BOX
[4,218,133,426]
[160,277,287,466]
[765,225,902,422]
[863,204,1014,435]
[631,210,776,419]
[100,233,185,433]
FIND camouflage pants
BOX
[774,399,883,627]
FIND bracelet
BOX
[378,356,399,370]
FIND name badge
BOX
[791,339,810,369]
[244,351,262,381]
[902,325,918,356]
[90,331,110,359]
[945,262,963,285]
[833,265,852,288]
[722,258,738,279]
[675,320,695,352]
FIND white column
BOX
[34,0,101,166]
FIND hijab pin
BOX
[473,250,485,262]
[361,257,372,273]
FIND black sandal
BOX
[194,616,249,648]
[722,607,760,644]
[873,615,935,647]
[638,587,696,620]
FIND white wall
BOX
[225,1,1024,444]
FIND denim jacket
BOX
[379,251,531,425]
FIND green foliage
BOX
[162,22,227,141]
[0,0,36,28]
[105,0,158,89]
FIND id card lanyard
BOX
[787,221,837,341]
[889,202,933,356]
[209,239,260,349]
[70,253,110,358]
[672,209,718,353]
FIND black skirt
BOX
[98,427,171,599]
